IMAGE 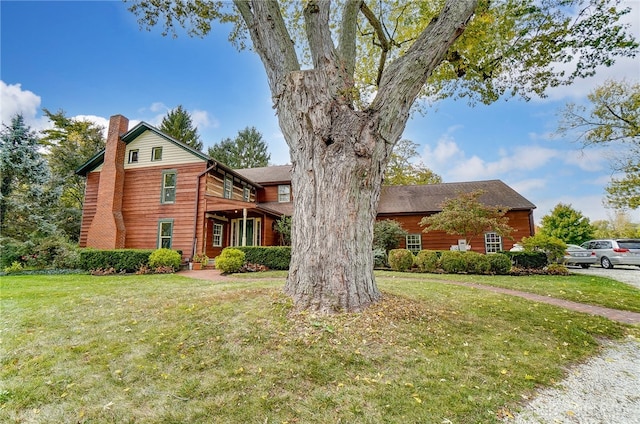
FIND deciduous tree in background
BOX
[159,105,203,151]
[420,190,513,248]
[538,203,594,245]
[128,0,637,313]
[208,126,270,168]
[383,139,442,186]
[40,109,106,241]
[558,80,640,210]
[592,211,640,239]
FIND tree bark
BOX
[236,0,478,313]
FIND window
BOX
[224,175,233,199]
[157,220,174,248]
[152,146,163,161]
[243,187,250,202]
[213,223,224,247]
[484,232,503,253]
[278,185,291,203]
[128,149,139,163]
[406,234,422,253]
[161,170,177,204]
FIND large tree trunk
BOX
[280,71,389,313]
[234,0,478,313]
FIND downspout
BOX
[192,163,217,258]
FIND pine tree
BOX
[208,126,270,169]
[159,105,203,151]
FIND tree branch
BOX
[359,1,390,86]
[371,0,478,144]
[304,0,339,70]
[338,0,361,79]
[233,0,300,97]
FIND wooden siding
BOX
[120,162,208,260]
[123,130,207,169]
[377,210,533,253]
[205,172,256,202]
[78,172,100,247]
[259,184,291,203]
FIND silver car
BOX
[580,239,640,269]
[563,244,597,268]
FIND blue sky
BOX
[1,1,639,224]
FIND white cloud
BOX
[0,80,48,130]
[191,109,219,129]
[563,148,611,172]
[73,114,110,135]
[149,102,168,113]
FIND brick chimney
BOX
[86,115,129,249]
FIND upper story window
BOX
[223,175,233,199]
[161,170,177,204]
[151,146,163,161]
[243,187,250,202]
[128,149,139,163]
[278,185,291,203]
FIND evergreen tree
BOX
[208,126,270,169]
[0,114,59,239]
[538,203,594,245]
[159,105,203,151]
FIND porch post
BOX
[242,208,247,247]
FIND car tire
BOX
[580,264,590,269]
[601,257,614,269]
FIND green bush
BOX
[388,249,414,272]
[545,263,570,275]
[149,248,181,271]
[0,237,22,269]
[373,220,408,252]
[78,249,156,273]
[3,261,23,274]
[487,253,512,274]
[501,251,548,269]
[439,251,468,273]
[414,250,439,272]
[216,248,246,274]
[465,251,491,274]
[520,234,567,264]
[234,246,290,270]
[373,248,387,268]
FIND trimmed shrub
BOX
[78,249,155,273]
[216,248,246,274]
[373,248,387,268]
[545,263,570,275]
[465,251,491,274]
[487,253,512,275]
[414,250,439,273]
[234,246,290,270]
[501,251,548,269]
[149,248,181,271]
[439,251,468,274]
[388,249,414,272]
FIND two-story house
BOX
[77,115,536,262]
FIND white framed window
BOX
[212,223,224,247]
[406,234,422,254]
[157,219,174,249]
[278,185,291,203]
[151,146,163,161]
[161,170,177,204]
[243,187,250,202]
[484,232,503,253]
[128,149,139,163]
[224,175,233,199]
[230,218,261,247]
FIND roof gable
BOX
[76,121,209,175]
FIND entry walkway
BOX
[178,269,640,325]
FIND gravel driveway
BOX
[569,265,640,289]
[508,265,640,423]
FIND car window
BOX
[618,241,640,249]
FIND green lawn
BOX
[1,273,637,423]
[377,271,640,313]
